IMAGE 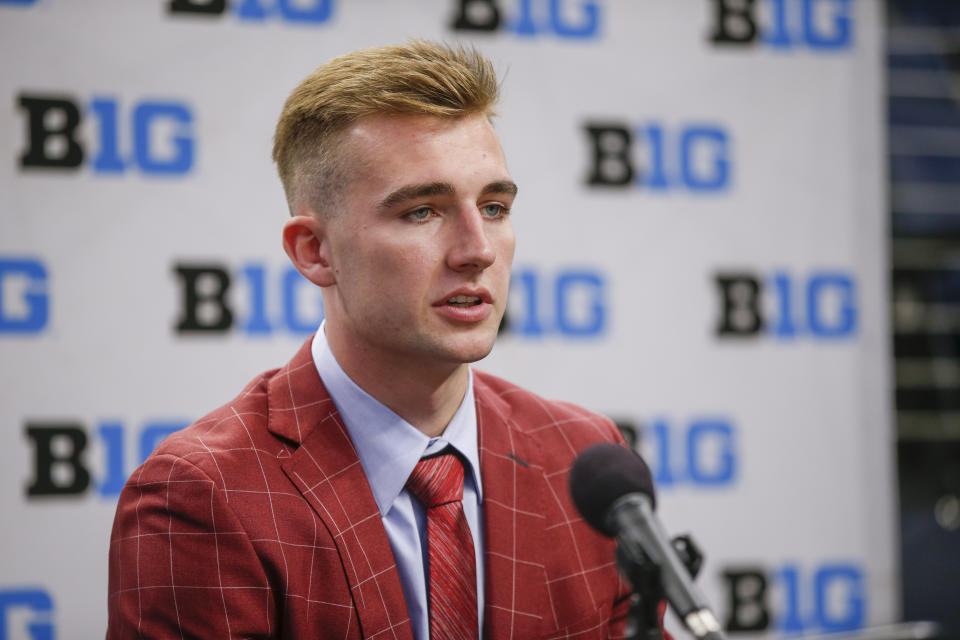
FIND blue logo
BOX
[90,99,194,175]
[0,589,54,640]
[647,417,737,488]
[618,417,738,489]
[96,421,189,496]
[774,563,865,632]
[0,258,49,334]
[507,266,607,338]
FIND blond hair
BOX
[273,40,500,215]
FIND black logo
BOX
[719,563,866,633]
[167,0,334,24]
[583,121,731,192]
[24,420,185,498]
[17,93,195,175]
[448,0,601,39]
[713,271,858,340]
[172,261,324,336]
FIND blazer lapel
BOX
[267,339,414,640]
[475,376,553,639]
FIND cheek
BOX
[367,244,436,288]
[387,244,432,270]
[347,237,415,269]
[496,227,516,268]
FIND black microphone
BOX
[570,443,726,640]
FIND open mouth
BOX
[446,295,482,308]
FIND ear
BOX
[282,215,336,287]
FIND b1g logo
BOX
[174,261,605,339]
[24,419,187,499]
[174,261,324,336]
[449,0,601,39]
[17,94,195,176]
[721,562,865,633]
[506,267,607,338]
[0,589,53,640]
[708,0,852,50]
[0,258,49,334]
[715,270,857,340]
[584,121,731,192]
[617,417,737,489]
[167,0,333,23]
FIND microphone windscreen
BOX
[569,442,656,536]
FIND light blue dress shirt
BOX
[311,327,485,640]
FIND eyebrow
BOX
[481,180,519,198]
[377,180,518,210]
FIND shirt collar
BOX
[311,325,482,516]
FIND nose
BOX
[446,207,496,272]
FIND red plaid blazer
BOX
[107,339,634,639]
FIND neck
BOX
[325,329,470,439]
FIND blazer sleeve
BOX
[107,453,276,639]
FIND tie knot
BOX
[406,452,465,508]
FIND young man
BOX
[108,41,633,639]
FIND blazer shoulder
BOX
[140,366,283,482]
[473,368,624,450]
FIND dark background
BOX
[888,0,960,635]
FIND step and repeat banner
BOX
[0,1,893,638]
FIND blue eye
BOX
[407,207,433,221]
[481,204,507,218]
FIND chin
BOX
[441,335,497,364]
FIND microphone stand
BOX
[617,534,705,640]
[618,545,664,640]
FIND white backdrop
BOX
[0,1,893,638]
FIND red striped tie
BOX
[406,453,478,640]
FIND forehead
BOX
[338,112,509,192]
[346,111,501,147]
